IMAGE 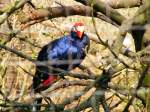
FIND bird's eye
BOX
[72,27,76,32]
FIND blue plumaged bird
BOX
[32,22,90,111]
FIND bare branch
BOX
[75,0,126,25]
[100,0,143,9]
[20,5,119,27]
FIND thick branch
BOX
[20,5,119,27]
[75,0,126,25]
[100,0,143,9]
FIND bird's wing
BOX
[46,37,79,67]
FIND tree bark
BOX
[100,0,142,9]
[75,0,126,25]
[20,5,119,27]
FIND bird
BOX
[32,22,90,111]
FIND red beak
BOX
[76,31,83,38]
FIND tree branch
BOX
[75,0,126,25]
[20,5,119,27]
[99,0,143,9]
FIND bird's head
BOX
[71,22,85,39]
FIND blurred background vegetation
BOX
[0,0,150,112]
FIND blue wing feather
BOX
[37,33,89,72]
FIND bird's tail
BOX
[31,71,43,112]
[31,70,58,111]
[32,98,42,112]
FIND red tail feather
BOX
[42,75,57,87]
